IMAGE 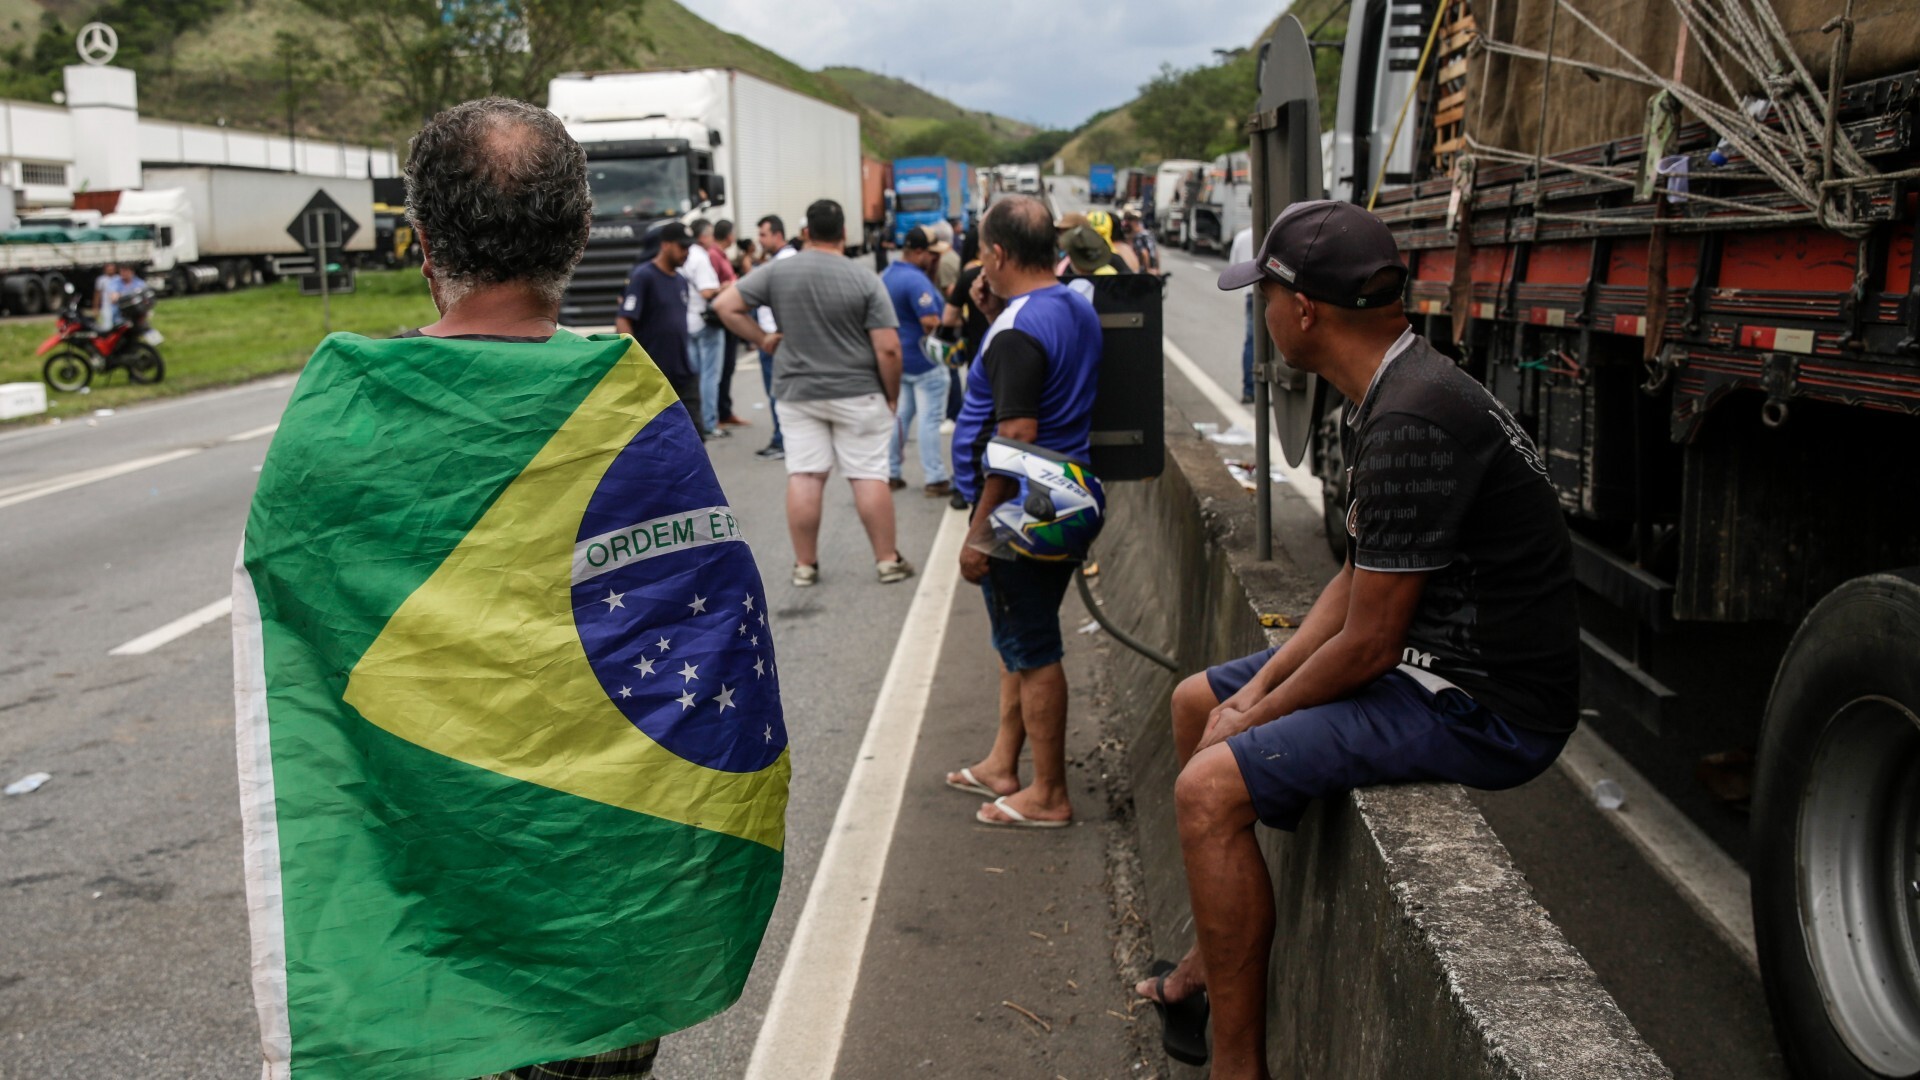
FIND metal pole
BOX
[1247,108,1275,561]
[316,213,332,337]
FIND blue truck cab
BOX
[1088,163,1116,203]
[892,156,970,246]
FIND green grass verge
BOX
[1,269,437,426]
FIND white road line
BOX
[1555,725,1759,973]
[1189,259,1216,272]
[744,507,971,1080]
[0,421,280,510]
[0,448,200,510]
[107,596,234,656]
[1162,336,1324,517]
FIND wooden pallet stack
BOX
[1432,2,1477,173]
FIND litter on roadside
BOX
[1076,619,1101,635]
[1592,778,1626,810]
[4,772,51,796]
[94,408,115,417]
[1206,425,1255,446]
[1224,461,1292,491]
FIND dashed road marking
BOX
[108,596,234,656]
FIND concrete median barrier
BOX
[1094,414,1670,1079]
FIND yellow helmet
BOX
[1084,209,1114,243]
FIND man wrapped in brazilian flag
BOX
[231,99,787,1080]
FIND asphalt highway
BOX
[0,178,1778,1078]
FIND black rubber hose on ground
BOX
[1074,565,1178,671]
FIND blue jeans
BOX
[1241,293,1256,399]
[888,366,950,484]
[759,349,782,450]
[690,324,725,431]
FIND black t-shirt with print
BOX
[1342,333,1579,733]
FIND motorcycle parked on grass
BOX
[39,283,166,393]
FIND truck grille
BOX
[562,235,653,327]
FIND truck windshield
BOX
[897,192,943,214]
[587,157,690,220]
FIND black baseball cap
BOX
[1217,200,1407,309]
[655,221,693,246]
[903,226,933,251]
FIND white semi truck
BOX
[546,67,864,327]
[0,168,376,314]
[139,167,375,291]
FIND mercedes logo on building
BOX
[76,22,118,67]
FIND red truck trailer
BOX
[1254,5,1920,1076]
[862,155,892,267]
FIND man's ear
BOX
[416,228,433,278]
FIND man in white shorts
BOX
[714,199,915,587]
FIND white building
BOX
[0,52,398,223]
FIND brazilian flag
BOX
[232,330,788,1079]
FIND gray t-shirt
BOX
[735,249,897,403]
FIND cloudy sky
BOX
[677,0,1285,129]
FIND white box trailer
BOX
[140,166,374,290]
[549,67,864,326]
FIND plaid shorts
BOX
[473,1039,659,1080]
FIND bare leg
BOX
[848,477,900,561]
[1174,744,1273,1080]
[1171,671,1218,767]
[978,661,1071,822]
[948,668,1024,796]
[1132,672,1226,1003]
[786,472,828,566]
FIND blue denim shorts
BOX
[979,557,1078,672]
[1205,652,1567,831]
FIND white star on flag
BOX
[713,685,736,712]
[689,594,707,614]
[602,589,625,611]
[618,686,632,699]
[764,724,773,743]
[678,662,700,682]
[743,595,756,611]
[634,656,656,676]
[655,636,671,652]
[737,622,747,636]
[750,634,759,646]
[758,612,766,627]
[676,690,697,711]
[753,656,766,678]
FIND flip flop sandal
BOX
[1145,958,1210,1066]
[945,767,997,798]
[974,796,1072,829]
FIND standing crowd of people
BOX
[293,94,1580,1080]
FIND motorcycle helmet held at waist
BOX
[983,437,1105,562]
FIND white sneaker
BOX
[792,563,820,587]
[876,556,916,584]
[938,419,956,435]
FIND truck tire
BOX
[15,276,47,316]
[1314,408,1349,563]
[1751,570,1920,1080]
[220,260,239,291]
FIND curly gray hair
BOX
[404,99,591,308]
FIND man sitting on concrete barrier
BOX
[1137,201,1578,1077]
